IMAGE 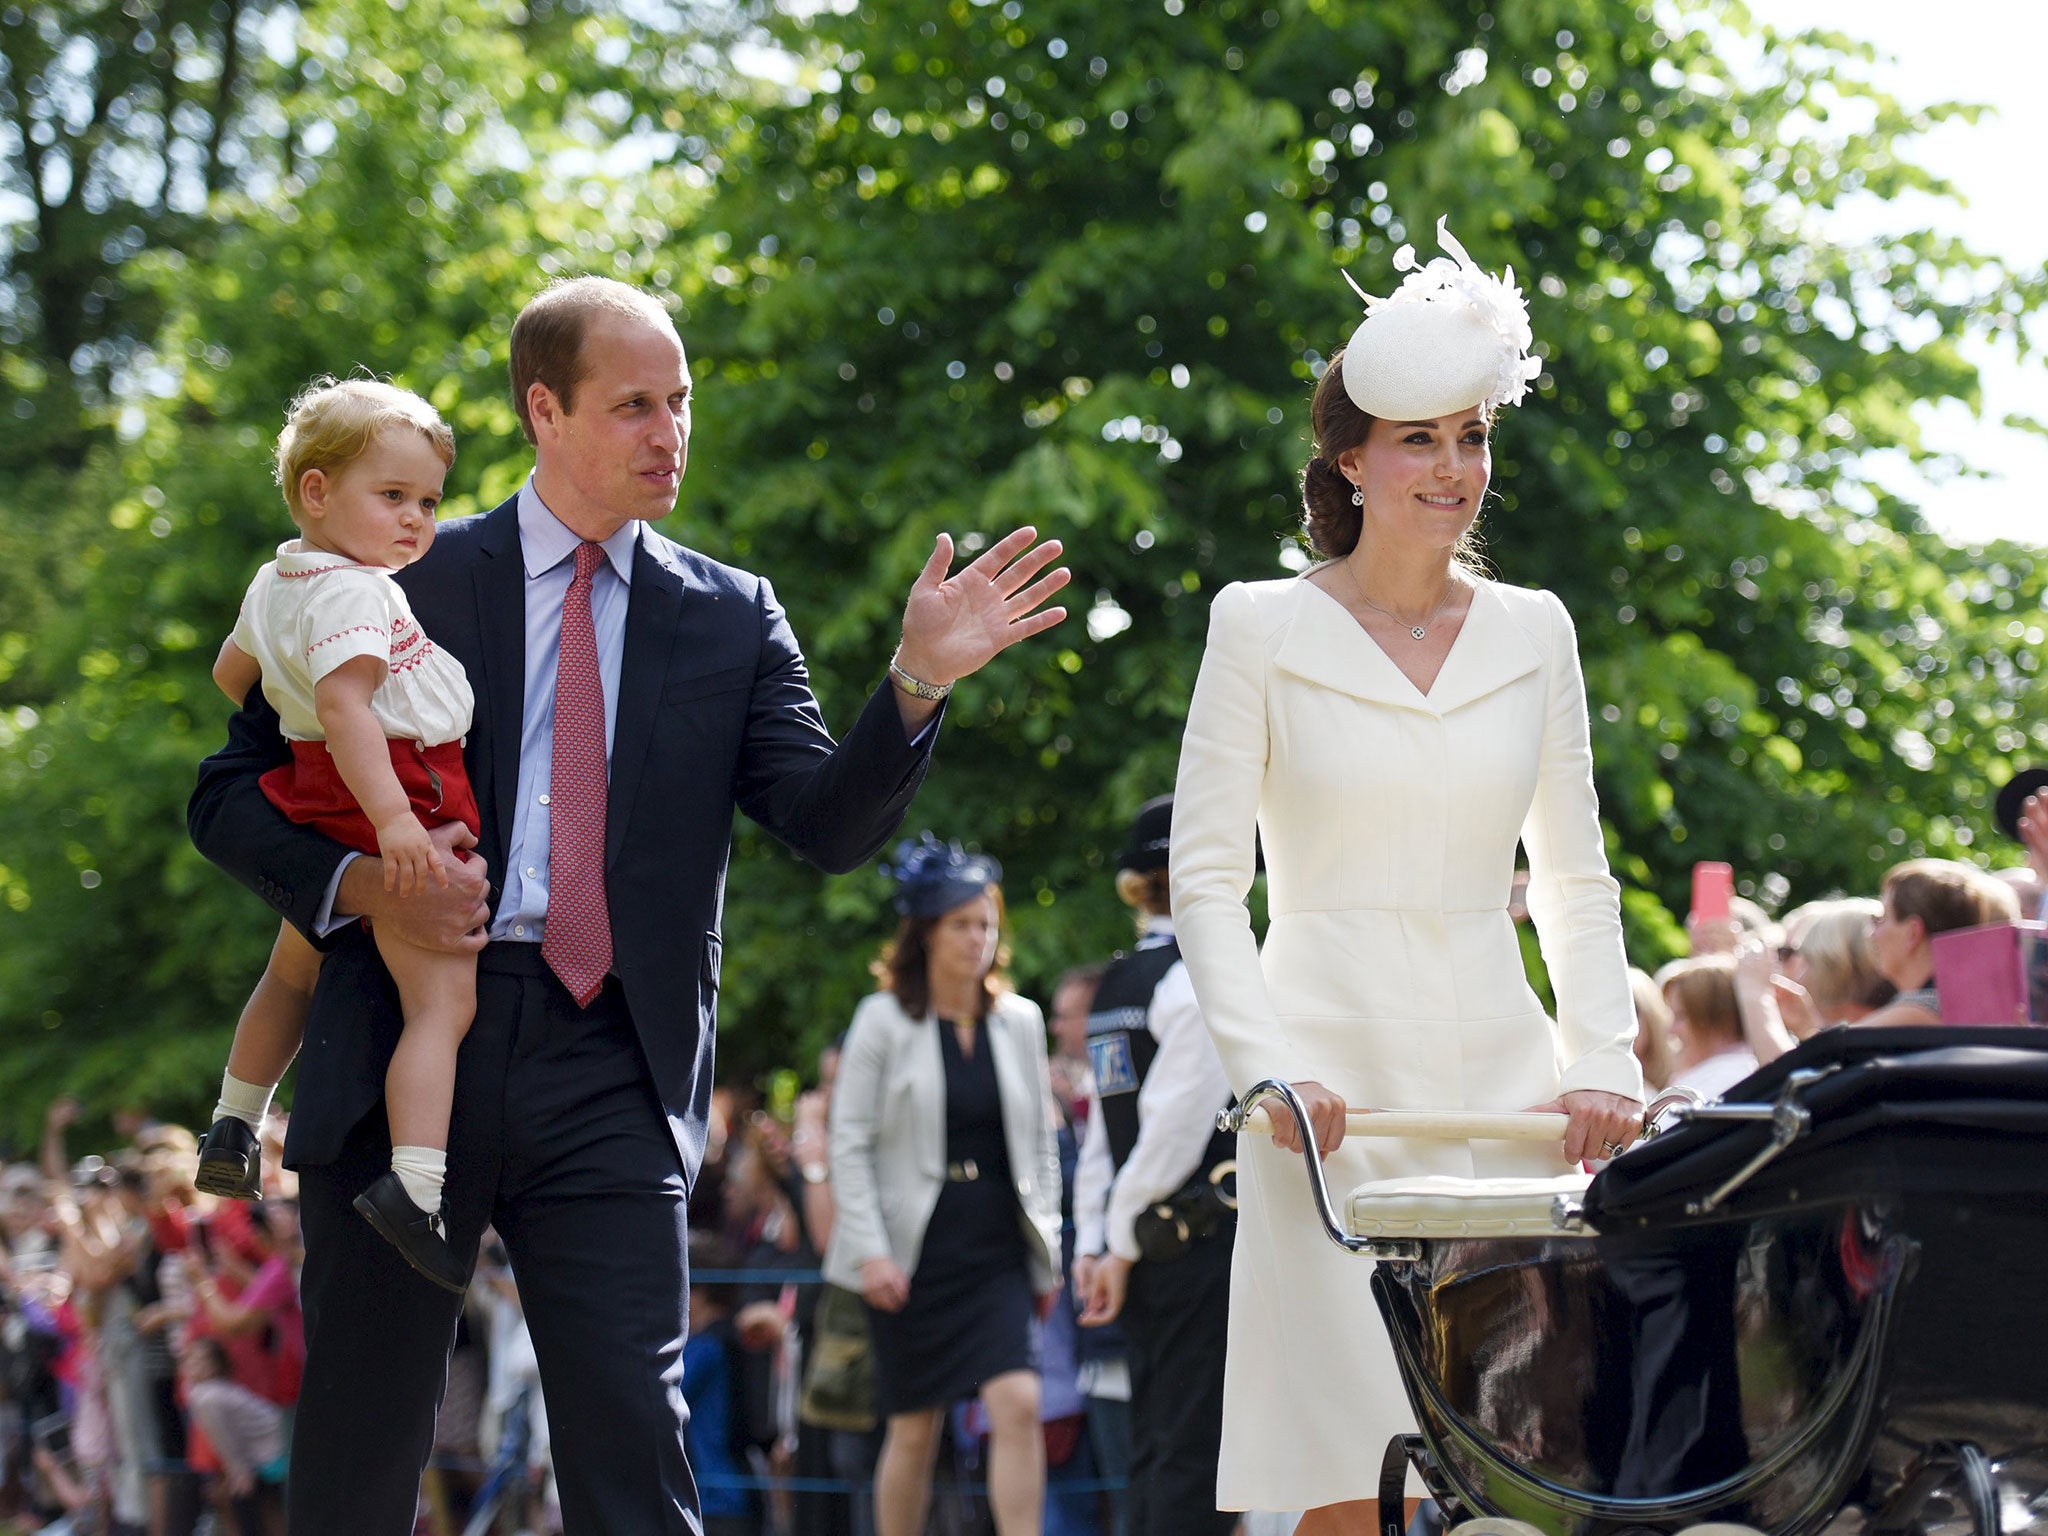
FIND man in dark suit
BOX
[187,276,1069,1534]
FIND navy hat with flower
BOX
[886,833,1004,919]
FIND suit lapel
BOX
[605,531,688,866]
[471,499,526,870]
[1274,577,1541,716]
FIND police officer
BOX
[1073,795,1236,1535]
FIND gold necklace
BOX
[1348,565,1462,640]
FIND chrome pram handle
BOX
[1217,1082,1698,1255]
[1219,1081,1413,1258]
[1223,1087,1695,1145]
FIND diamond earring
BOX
[1350,485,1364,507]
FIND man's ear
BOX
[527,381,562,441]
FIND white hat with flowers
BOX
[1339,218,1544,420]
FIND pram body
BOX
[1230,1027,2048,1536]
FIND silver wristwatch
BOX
[888,651,953,701]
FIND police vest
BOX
[1086,939,1235,1177]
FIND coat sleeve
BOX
[1169,583,1315,1094]
[187,688,355,946]
[1013,997,1065,1294]
[823,997,897,1279]
[732,577,939,875]
[1519,593,1644,1101]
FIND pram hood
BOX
[1581,1025,2048,1233]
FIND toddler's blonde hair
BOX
[275,376,455,523]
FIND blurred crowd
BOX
[4,832,2039,1536]
[0,1099,557,1536]
[0,1102,301,1536]
[1628,852,2039,1105]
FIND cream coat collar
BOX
[1276,575,1544,716]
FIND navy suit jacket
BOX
[188,495,938,1177]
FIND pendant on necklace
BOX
[1409,625,1426,640]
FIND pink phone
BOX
[1691,862,1733,922]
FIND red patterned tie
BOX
[541,541,613,1007]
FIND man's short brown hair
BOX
[1881,858,2019,937]
[508,276,676,444]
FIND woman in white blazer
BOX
[823,835,1062,1536]
[1170,222,1645,1532]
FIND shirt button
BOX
[514,924,527,938]
[539,793,550,806]
[526,867,538,879]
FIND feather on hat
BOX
[1339,218,1543,420]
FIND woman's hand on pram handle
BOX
[1263,1080,1348,1157]
[1524,1088,1646,1164]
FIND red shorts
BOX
[259,738,481,857]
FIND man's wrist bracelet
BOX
[888,651,953,702]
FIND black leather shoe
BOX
[194,1117,262,1200]
[353,1171,467,1294]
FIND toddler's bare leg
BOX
[352,927,477,1291]
[373,927,478,1156]
[224,921,322,1087]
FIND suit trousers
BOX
[1120,1225,1236,1536]
[287,945,701,1536]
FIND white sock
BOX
[390,1146,447,1215]
[212,1072,274,1131]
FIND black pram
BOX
[1228,1026,2048,1536]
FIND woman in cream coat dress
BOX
[1170,223,1644,1529]
[823,836,1063,1536]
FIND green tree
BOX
[0,0,722,1140]
[675,0,2045,1074]
[2,0,2043,1136]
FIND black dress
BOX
[866,1016,1038,1415]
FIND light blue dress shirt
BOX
[489,480,640,944]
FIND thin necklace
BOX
[1348,564,1462,640]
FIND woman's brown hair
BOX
[1300,346,1488,568]
[872,884,1013,1020]
[1663,956,1743,1049]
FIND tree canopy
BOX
[2,0,2042,1141]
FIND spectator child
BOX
[1663,958,1760,1101]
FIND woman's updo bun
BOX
[1300,347,1375,560]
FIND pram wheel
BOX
[1870,1442,1999,1536]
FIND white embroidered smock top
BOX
[230,540,474,748]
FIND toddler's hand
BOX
[376,813,446,896]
